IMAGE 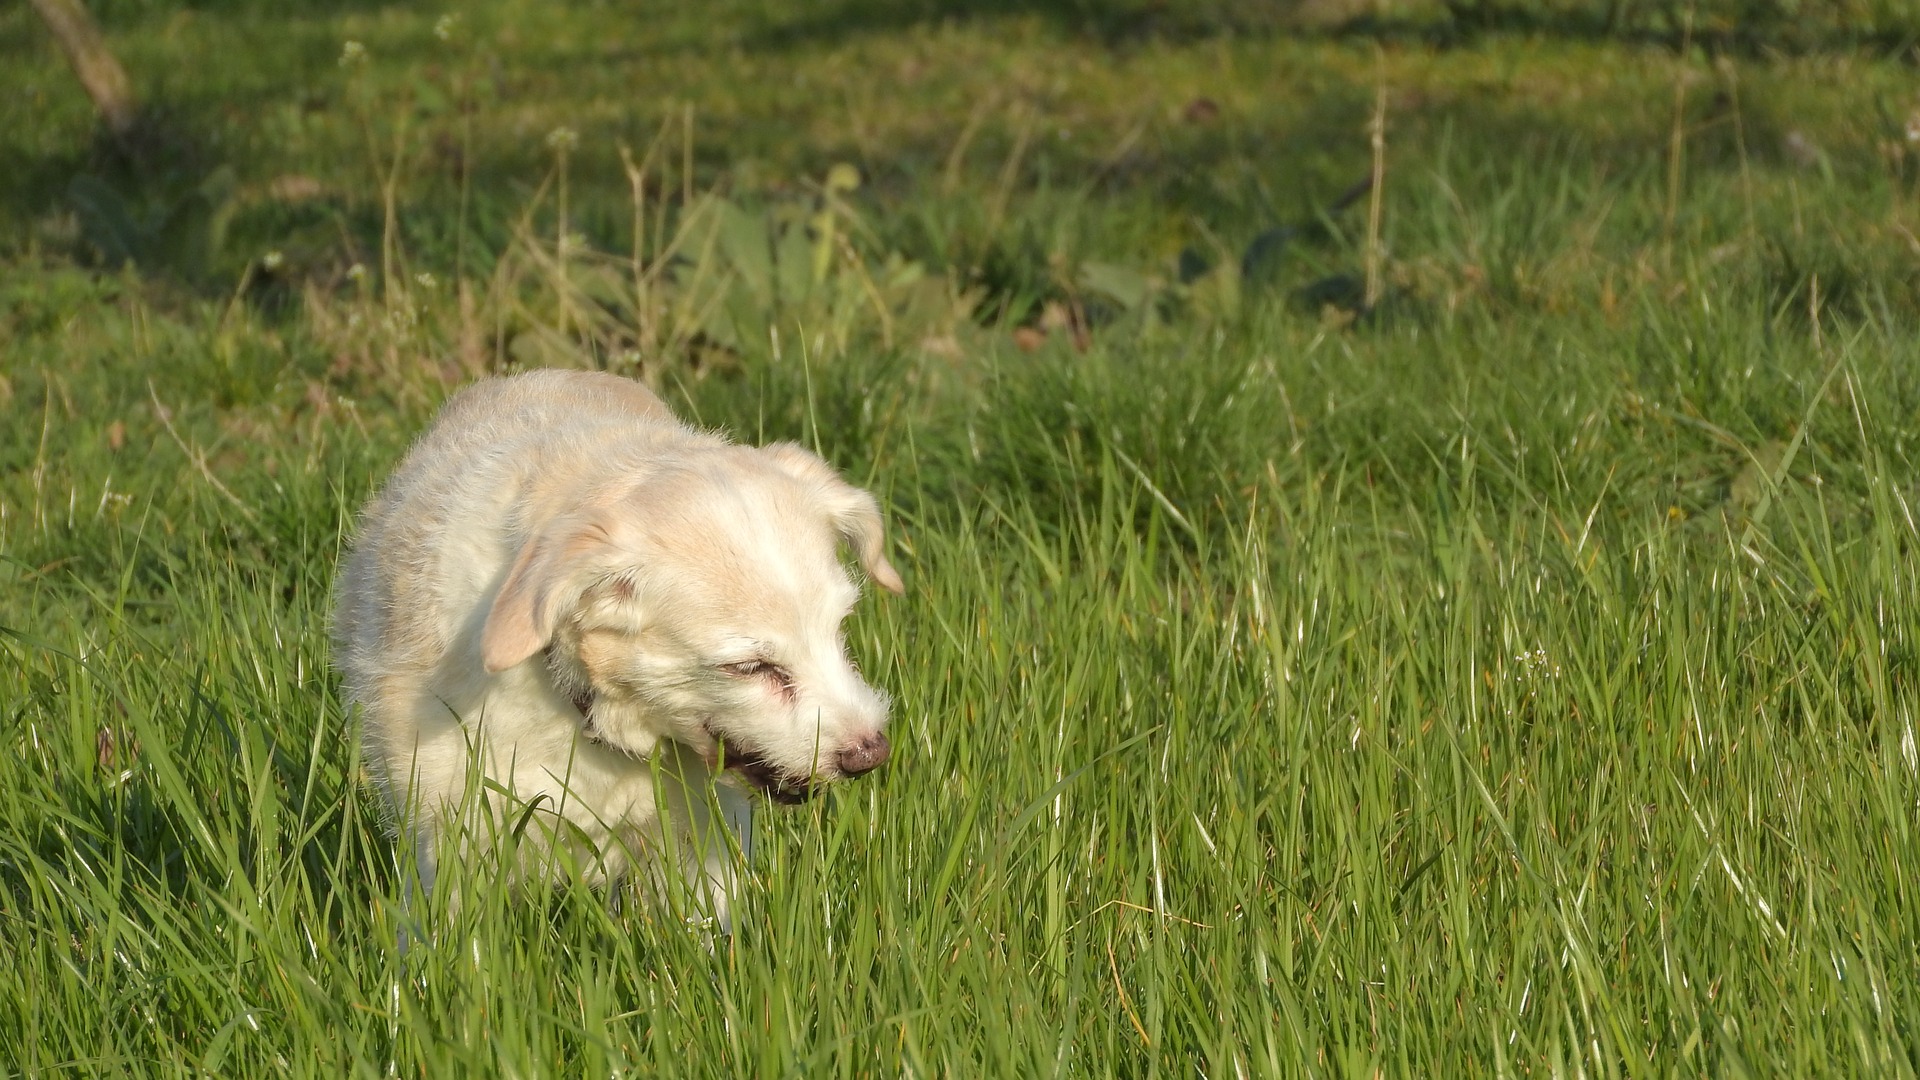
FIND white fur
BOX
[331,370,902,922]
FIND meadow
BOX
[3,0,1919,1074]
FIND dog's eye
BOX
[720,659,795,695]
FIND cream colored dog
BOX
[331,369,902,920]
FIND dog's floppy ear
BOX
[764,443,905,595]
[482,515,619,673]
[828,483,906,595]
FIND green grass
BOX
[4,1,1920,1074]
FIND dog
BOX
[331,369,902,922]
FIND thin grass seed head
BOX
[1503,648,1562,717]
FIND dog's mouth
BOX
[725,752,819,805]
[701,724,818,805]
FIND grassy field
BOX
[4,0,1920,1074]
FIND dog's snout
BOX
[837,733,891,778]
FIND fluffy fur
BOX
[331,370,903,919]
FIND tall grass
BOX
[5,290,1917,1073]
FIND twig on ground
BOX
[147,381,258,521]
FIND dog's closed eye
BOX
[720,659,795,697]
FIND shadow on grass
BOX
[745,0,1920,56]
[86,0,391,17]
[8,0,1910,317]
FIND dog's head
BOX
[478,442,903,802]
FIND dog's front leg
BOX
[650,750,755,933]
[698,784,755,933]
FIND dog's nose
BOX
[836,733,891,778]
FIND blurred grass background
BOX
[3,0,1919,1074]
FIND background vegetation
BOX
[3,0,1918,1074]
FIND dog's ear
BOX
[764,443,905,595]
[828,483,907,596]
[482,516,619,673]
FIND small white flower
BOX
[546,126,579,153]
[339,40,367,67]
[1511,649,1561,679]
[261,250,284,270]
[346,263,367,281]
[434,14,459,41]
[415,271,437,288]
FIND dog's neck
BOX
[542,645,597,720]
[541,646,656,761]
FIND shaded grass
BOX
[9,0,1920,303]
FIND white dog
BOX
[331,370,902,921]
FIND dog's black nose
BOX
[837,733,891,778]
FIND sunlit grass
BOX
[5,293,1917,1072]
